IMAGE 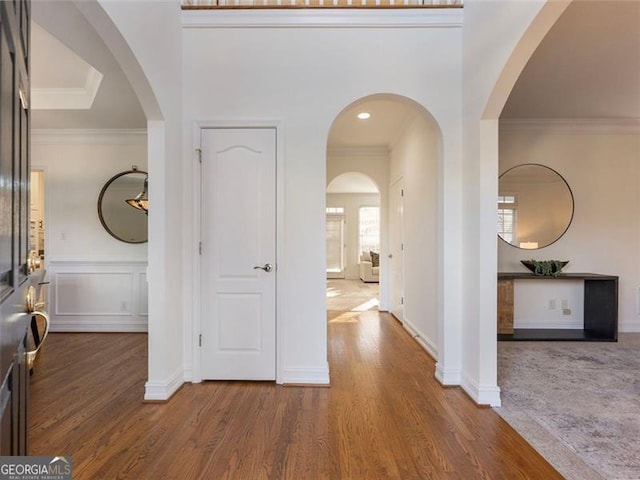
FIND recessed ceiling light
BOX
[357,112,371,120]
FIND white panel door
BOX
[389,178,404,322]
[200,128,276,380]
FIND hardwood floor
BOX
[29,314,561,479]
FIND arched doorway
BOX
[325,172,381,322]
[326,172,380,280]
[71,0,183,401]
[326,93,445,363]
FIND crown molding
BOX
[182,8,463,28]
[31,129,147,145]
[32,66,104,110]
[327,145,389,158]
[499,118,640,134]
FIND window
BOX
[326,208,344,274]
[326,207,344,215]
[498,195,516,243]
[359,206,380,254]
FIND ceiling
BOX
[328,0,639,152]
[502,0,640,119]
[327,99,419,150]
[31,1,146,129]
[327,172,379,194]
[30,1,638,131]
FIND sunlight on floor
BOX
[326,288,342,298]
[328,312,361,323]
[327,279,380,323]
[352,298,379,312]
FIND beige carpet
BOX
[496,334,640,480]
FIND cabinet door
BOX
[497,279,514,335]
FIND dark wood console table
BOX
[498,272,618,341]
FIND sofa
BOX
[359,251,380,283]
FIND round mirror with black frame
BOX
[498,163,574,250]
[98,167,148,244]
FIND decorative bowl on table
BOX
[521,260,569,277]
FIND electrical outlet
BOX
[548,299,556,310]
[562,308,571,316]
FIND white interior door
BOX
[200,128,276,380]
[389,178,404,321]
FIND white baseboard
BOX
[326,273,345,279]
[183,365,193,382]
[514,320,582,329]
[144,368,185,401]
[281,365,330,385]
[461,373,501,407]
[619,321,640,333]
[435,363,461,386]
[50,320,147,332]
[401,316,438,360]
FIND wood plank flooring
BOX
[29,313,561,479]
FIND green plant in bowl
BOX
[521,260,568,277]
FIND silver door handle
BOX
[253,263,273,273]
[388,254,393,259]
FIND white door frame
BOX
[389,177,405,322]
[190,120,285,384]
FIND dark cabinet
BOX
[0,0,31,456]
[497,273,618,342]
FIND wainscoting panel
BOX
[56,272,134,315]
[139,272,149,317]
[47,259,148,332]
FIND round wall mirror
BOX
[98,168,148,244]
[498,164,574,250]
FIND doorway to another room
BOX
[325,93,442,364]
[326,172,381,319]
[29,170,46,268]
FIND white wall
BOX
[183,11,464,385]
[82,0,185,400]
[499,124,640,332]
[461,0,570,405]
[32,130,148,332]
[71,1,571,406]
[326,192,380,280]
[390,115,439,358]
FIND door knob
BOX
[388,254,393,259]
[253,263,273,273]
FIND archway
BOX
[73,0,183,401]
[326,172,380,280]
[326,93,445,364]
[457,0,573,407]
